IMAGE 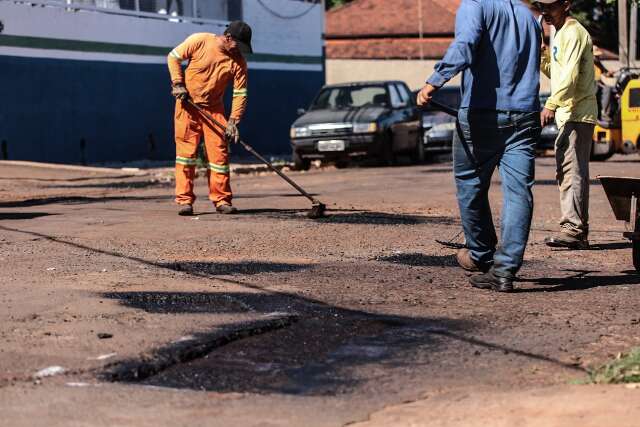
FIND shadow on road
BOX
[534,179,600,186]
[520,269,640,292]
[1,224,588,396]
[0,195,172,208]
[316,212,457,226]
[103,291,260,314]
[45,181,171,190]
[214,208,458,226]
[235,193,319,199]
[376,253,457,267]
[0,212,56,220]
[0,174,139,182]
[419,167,453,174]
[585,241,633,250]
[162,260,312,276]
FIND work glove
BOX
[225,118,240,144]
[171,83,189,100]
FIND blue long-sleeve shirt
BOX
[427,0,541,112]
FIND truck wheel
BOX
[335,159,350,169]
[410,137,425,164]
[378,133,396,166]
[292,151,310,171]
[590,139,615,161]
[634,239,640,272]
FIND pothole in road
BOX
[101,291,472,396]
[138,316,394,394]
[131,316,460,396]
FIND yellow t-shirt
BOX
[541,19,597,128]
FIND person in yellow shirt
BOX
[593,45,616,124]
[167,21,251,216]
[536,0,597,249]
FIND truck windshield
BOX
[311,86,388,110]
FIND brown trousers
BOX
[554,122,594,236]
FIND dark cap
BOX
[224,21,253,55]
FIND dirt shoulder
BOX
[354,384,640,427]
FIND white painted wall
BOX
[242,0,324,57]
[326,59,461,91]
[325,59,631,94]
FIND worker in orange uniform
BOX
[167,21,251,216]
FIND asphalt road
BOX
[1,156,639,426]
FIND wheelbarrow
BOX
[598,176,640,271]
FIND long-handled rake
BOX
[186,99,327,219]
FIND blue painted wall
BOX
[0,55,323,163]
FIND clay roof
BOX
[325,0,460,59]
[326,0,460,38]
[326,37,454,60]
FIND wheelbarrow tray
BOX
[597,176,640,222]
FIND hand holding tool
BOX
[225,119,240,144]
[171,84,189,100]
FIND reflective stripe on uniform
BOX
[233,88,248,97]
[208,162,230,174]
[170,49,183,60]
[176,156,197,166]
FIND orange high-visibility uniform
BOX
[167,33,248,206]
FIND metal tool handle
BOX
[423,99,480,171]
[185,99,320,205]
[429,99,458,117]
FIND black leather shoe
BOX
[470,271,514,293]
[178,204,193,216]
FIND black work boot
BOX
[178,204,193,216]
[469,269,514,293]
[215,203,238,214]
[544,225,589,250]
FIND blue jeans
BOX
[453,108,540,278]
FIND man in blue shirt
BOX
[417,0,542,292]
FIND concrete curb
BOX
[0,160,148,175]
[0,160,299,177]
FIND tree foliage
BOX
[325,0,353,10]
[570,0,618,52]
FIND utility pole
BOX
[619,0,629,67]
[630,1,638,67]
[418,0,424,60]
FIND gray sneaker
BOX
[215,203,238,214]
[544,226,589,249]
[178,204,193,216]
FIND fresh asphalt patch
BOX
[102,314,299,383]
